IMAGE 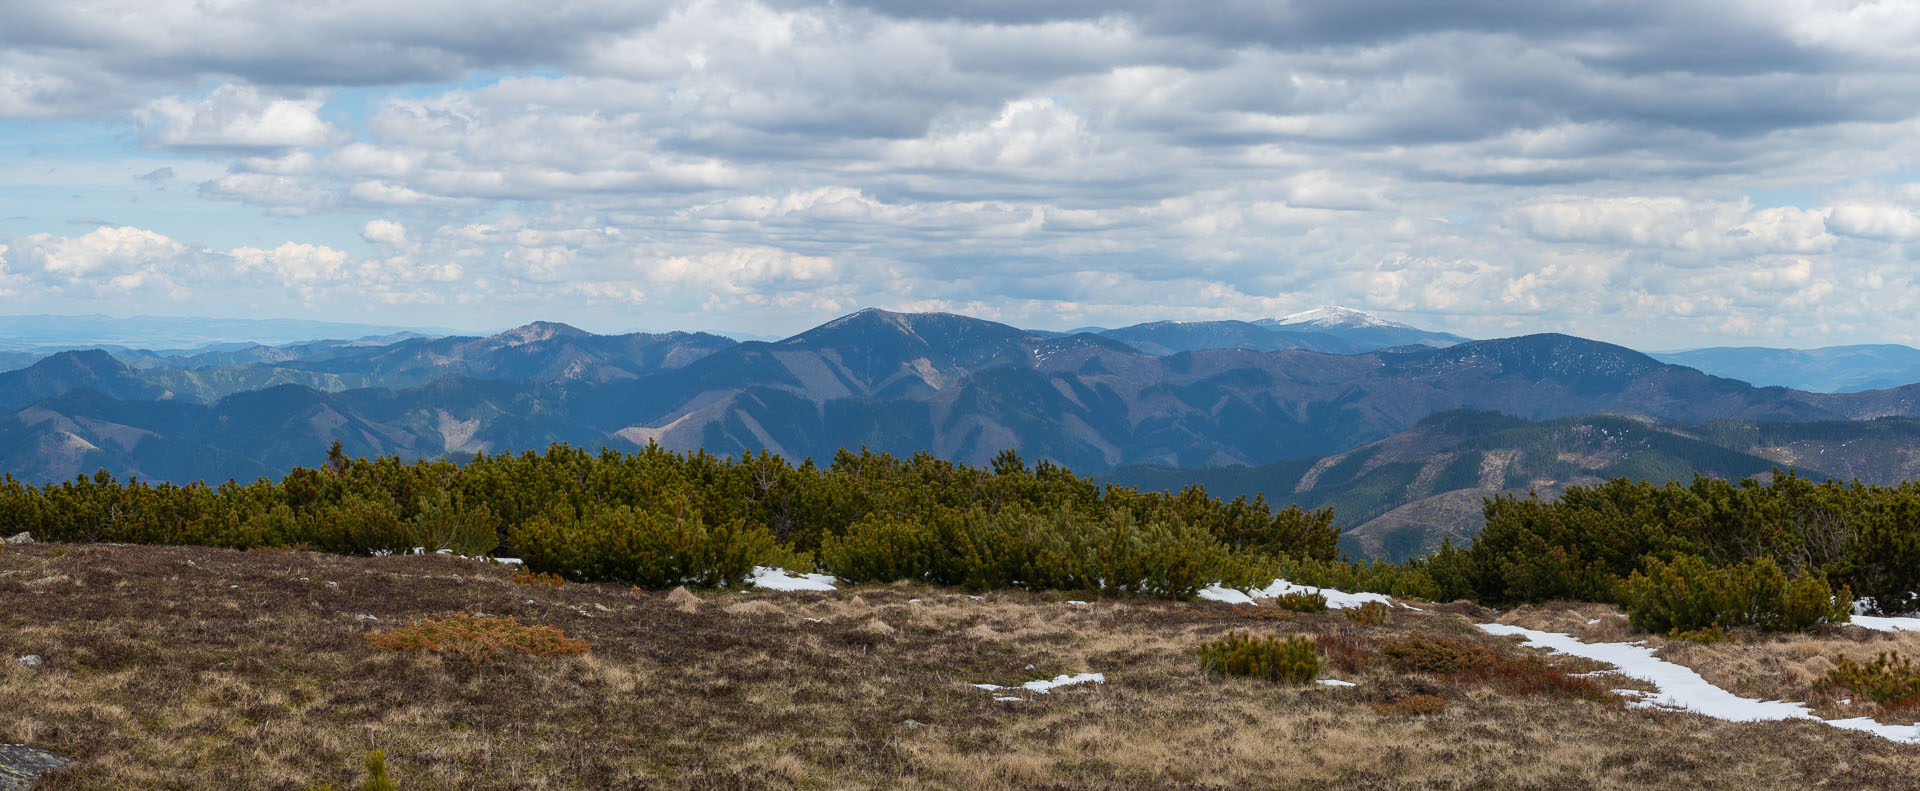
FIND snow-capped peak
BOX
[1273,306,1410,330]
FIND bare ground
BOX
[2,543,1918,790]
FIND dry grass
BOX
[1,544,1918,789]
[367,613,590,660]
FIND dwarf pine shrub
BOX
[1618,554,1850,633]
[1816,651,1920,710]
[1344,600,1392,625]
[508,500,775,589]
[1272,591,1329,613]
[406,491,501,557]
[1197,632,1320,684]
[821,514,937,583]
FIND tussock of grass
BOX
[367,613,589,660]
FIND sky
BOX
[3,0,1920,346]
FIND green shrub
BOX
[1198,632,1320,684]
[406,491,502,557]
[1344,600,1392,625]
[1269,554,1441,600]
[301,494,411,555]
[1816,651,1920,710]
[822,514,937,583]
[508,501,776,589]
[1618,554,1850,633]
[361,749,396,791]
[1272,591,1329,613]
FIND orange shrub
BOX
[368,613,589,660]
[512,568,565,588]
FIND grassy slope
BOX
[3,543,1917,790]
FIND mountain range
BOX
[1650,345,1920,393]
[1106,409,1920,560]
[10,306,1920,559]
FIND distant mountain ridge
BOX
[1652,344,1920,393]
[1104,409,1920,561]
[1256,305,1470,349]
[10,308,1920,487]
[1038,306,1470,357]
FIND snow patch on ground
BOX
[1479,623,1920,743]
[1850,614,1920,632]
[748,567,839,592]
[1198,579,1405,610]
[974,672,1106,696]
[1316,679,1357,687]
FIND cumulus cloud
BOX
[363,220,409,247]
[135,84,345,150]
[1827,203,1920,241]
[232,242,350,283]
[13,225,186,280]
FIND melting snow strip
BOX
[1478,623,1920,744]
[974,672,1106,696]
[1316,679,1357,687]
[1197,579,1405,610]
[747,567,839,592]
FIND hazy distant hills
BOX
[1106,410,1920,560]
[1069,305,1469,358]
[0,314,470,351]
[1651,345,1920,393]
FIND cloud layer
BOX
[4,0,1920,344]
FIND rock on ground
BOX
[0,744,73,791]
[2,533,30,545]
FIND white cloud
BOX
[649,246,835,292]
[1827,202,1920,241]
[233,242,350,283]
[14,226,186,279]
[363,220,409,247]
[135,84,345,150]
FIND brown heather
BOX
[5,543,1920,790]
[366,614,589,660]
